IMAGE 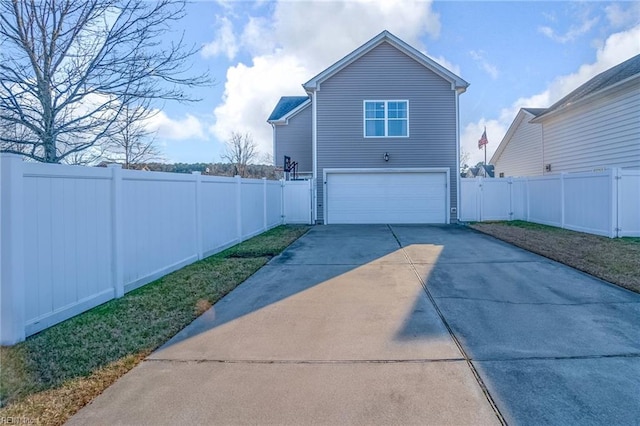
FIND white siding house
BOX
[491,108,545,177]
[491,54,640,176]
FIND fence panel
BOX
[459,178,479,222]
[480,179,512,221]
[527,176,562,227]
[460,168,637,238]
[0,153,316,344]
[511,178,528,220]
[563,171,615,237]
[200,176,239,256]
[121,171,199,292]
[283,180,313,224]
[241,179,267,238]
[266,180,283,228]
[619,170,640,237]
[21,163,114,336]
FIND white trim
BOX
[303,30,468,93]
[363,100,409,138]
[455,90,460,222]
[323,167,450,225]
[311,91,318,223]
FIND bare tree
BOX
[103,104,162,169]
[460,147,471,176]
[221,132,258,178]
[0,0,209,163]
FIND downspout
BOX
[309,89,318,224]
[455,87,462,224]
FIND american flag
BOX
[478,127,488,149]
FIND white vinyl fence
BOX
[0,154,313,345]
[461,168,640,238]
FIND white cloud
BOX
[464,24,640,166]
[209,0,447,158]
[145,111,207,140]
[202,16,239,60]
[605,3,640,29]
[469,50,499,80]
[538,16,598,43]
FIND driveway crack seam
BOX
[387,225,508,426]
[471,353,640,362]
[434,296,640,306]
[145,358,467,364]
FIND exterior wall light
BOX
[383,152,389,162]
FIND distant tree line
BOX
[122,162,282,180]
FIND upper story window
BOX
[364,100,408,137]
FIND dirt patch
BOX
[469,221,640,294]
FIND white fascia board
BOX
[303,30,469,92]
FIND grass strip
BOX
[469,221,640,293]
[0,225,309,425]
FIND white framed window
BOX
[364,100,409,137]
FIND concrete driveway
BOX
[69,225,640,425]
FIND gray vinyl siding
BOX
[493,113,544,177]
[541,81,640,174]
[315,42,458,223]
[274,104,313,173]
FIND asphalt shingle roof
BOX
[540,54,640,118]
[268,96,309,121]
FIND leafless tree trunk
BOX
[0,0,209,163]
[221,132,258,178]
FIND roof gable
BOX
[532,54,640,122]
[303,30,469,93]
[267,96,310,123]
[490,108,543,164]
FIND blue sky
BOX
[150,1,640,165]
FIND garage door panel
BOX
[326,171,446,224]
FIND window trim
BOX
[363,100,409,138]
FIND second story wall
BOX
[315,41,458,222]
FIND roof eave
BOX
[267,98,311,125]
[303,30,468,92]
[531,73,640,123]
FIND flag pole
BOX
[484,143,487,165]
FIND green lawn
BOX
[0,225,309,425]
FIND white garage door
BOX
[326,170,448,224]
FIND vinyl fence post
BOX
[612,168,620,238]
[280,179,286,225]
[263,177,268,231]
[192,172,203,259]
[560,173,566,230]
[477,177,483,222]
[235,175,242,242]
[108,164,125,298]
[0,154,26,345]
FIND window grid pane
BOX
[364,101,408,137]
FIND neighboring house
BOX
[268,30,469,224]
[465,164,495,178]
[491,108,546,177]
[491,54,640,176]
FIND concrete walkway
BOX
[69,225,640,425]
